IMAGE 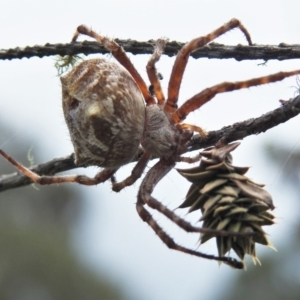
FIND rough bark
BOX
[1,96,299,192]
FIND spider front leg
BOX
[137,157,247,268]
[72,25,155,105]
[146,38,167,105]
[111,151,151,192]
[165,18,252,113]
[173,69,300,122]
[0,149,117,186]
[176,123,207,137]
[176,152,201,164]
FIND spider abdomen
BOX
[61,58,145,168]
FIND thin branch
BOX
[1,95,300,193]
[1,41,300,61]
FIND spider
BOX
[1,19,300,269]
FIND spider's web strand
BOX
[0,129,23,148]
[270,138,300,186]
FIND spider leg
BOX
[146,38,167,105]
[111,151,151,192]
[177,123,207,137]
[0,149,116,185]
[137,158,252,268]
[165,18,252,113]
[173,69,300,122]
[73,25,155,105]
[136,200,243,268]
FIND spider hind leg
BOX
[73,25,155,105]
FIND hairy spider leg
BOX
[176,123,207,137]
[111,151,151,192]
[146,38,167,105]
[173,69,300,123]
[73,25,155,105]
[137,157,256,268]
[136,200,243,268]
[165,18,253,113]
[0,149,117,185]
[0,147,183,195]
[111,149,202,192]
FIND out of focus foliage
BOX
[0,121,128,300]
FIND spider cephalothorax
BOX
[1,19,300,268]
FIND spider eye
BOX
[69,97,80,110]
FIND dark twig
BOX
[1,95,300,192]
[1,41,300,61]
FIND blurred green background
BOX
[0,121,129,300]
[1,114,300,300]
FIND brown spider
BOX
[1,19,300,269]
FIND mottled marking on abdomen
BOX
[61,58,145,168]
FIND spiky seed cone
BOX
[177,142,275,266]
